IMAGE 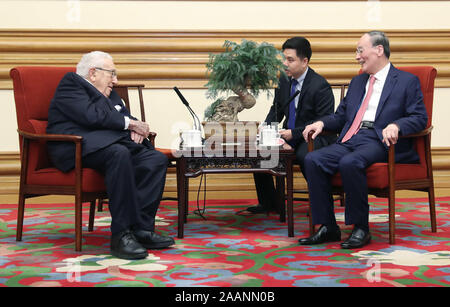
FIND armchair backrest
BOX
[113,84,146,122]
[10,66,76,170]
[396,66,436,129]
[396,66,436,168]
[357,66,436,128]
[355,66,436,169]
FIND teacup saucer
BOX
[260,138,285,146]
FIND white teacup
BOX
[181,130,202,147]
[260,127,280,146]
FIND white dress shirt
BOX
[362,62,391,122]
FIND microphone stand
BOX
[173,86,202,132]
[271,89,300,126]
[289,90,301,105]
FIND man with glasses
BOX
[300,31,428,249]
[47,51,174,259]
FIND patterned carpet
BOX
[0,198,449,287]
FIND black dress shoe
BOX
[134,230,175,249]
[110,230,148,260]
[341,228,371,249]
[246,204,278,214]
[298,225,341,245]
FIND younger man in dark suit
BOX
[247,37,336,214]
[47,51,174,259]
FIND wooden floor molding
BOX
[1,164,450,204]
[1,148,449,202]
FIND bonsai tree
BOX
[204,39,285,122]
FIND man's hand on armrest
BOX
[382,123,400,147]
[302,121,324,142]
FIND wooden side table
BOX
[175,144,295,238]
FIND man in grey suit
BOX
[47,51,174,259]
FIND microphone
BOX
[273,89,300,126]
[173,86,201,131]
[173,86,190,107]
[288,90,301,104]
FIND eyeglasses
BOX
[356,45,381,54]
[95,67,117,77]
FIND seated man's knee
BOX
[148,149,169,170]
[109,144,131,161]
[295,152,307,168]
[158,151,169,169]
[338,154,365,172]
[304,151,321,167]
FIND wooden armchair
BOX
[10,66,107,251]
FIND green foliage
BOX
[205,39,285,99]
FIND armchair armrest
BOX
[399,126,433,139]
[387,125,433,178]
[18,129,83,143]
[306,130,339,152]
[17,129,84,182]
[306,126,432,153]
[149,132,156,147]
[18,129,158,175]
[19,129,158,150]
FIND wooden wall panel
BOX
[1,29,450,89]
[1,149,450,197]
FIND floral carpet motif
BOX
[0,198,449,287]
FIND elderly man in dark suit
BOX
[300,31,428,249]
[247,36,336,214]
[47,51,174,259]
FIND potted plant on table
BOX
[204,39,285,121]
[203,39,285,142]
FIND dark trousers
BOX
[304,129,388,230]
[253,136,333,209]
[83,138,168,234]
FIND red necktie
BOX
[341,75,376,143]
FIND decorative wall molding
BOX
[1,29,450,89]
[58,0,450,1]
[2,28,450,196]
[1,149,450,197]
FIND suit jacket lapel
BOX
[375,65,398,120]
[296,68,312,110]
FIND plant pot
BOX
[202,121,259,144]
